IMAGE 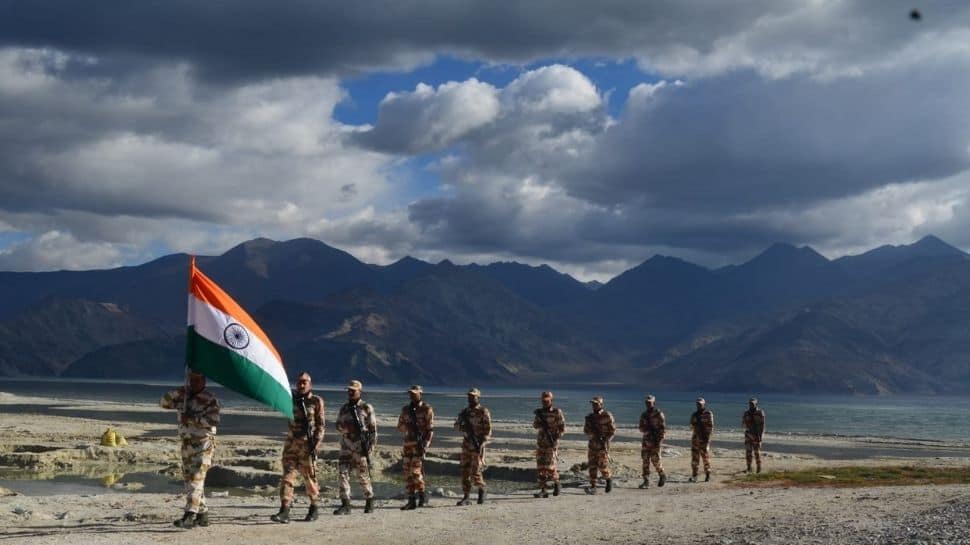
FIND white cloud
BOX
[356,78,500,154]
[0,231,123,271]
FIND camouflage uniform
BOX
[160,386,220,514]
[279,391,324,505]
[639,406,666,479]
[396,400,434,493]
[533,405,565,487]
[335,399,377,500]
[743,404,766,472]
[690,405,715,478]
[583,406,616,488]
[454,405,492,493]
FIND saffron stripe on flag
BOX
[189,263,283,366]
[187,294,289,391]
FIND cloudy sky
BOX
[1,1,969,280]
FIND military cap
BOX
[590,395,604,404]
[695,396,706,405]
[645,394,656,402]
[347,380,363,391]
[467,387,481,397]
[408,385,423,394]
[541,391,554,399]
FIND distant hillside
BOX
[1,235,968,394]
[0,298,167,376]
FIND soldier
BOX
[532,391,565,498]
[743,397,766,473]
[396,385,434,510]
[454,388,491,505]
[160,371,220,529]
[271,371,325,523]
[638,394,667,489]
[689,397,715,483]
[583,395,616,494]
[333,380,377,515]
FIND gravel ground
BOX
[705,493,970,545]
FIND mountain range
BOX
[0,235,967,394]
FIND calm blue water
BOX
[2,378,968,442]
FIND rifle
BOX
[460,409,483,456]
[535,408,564,464]
[350,402,374,479]
[409,403,426,457]
[298,393,316,464]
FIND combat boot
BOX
[638,478,649,489]
[604,478,613,493]
[456,493,471,506]
[270,505,290,524]
[584,485,597,495]
[333,498,351,515]
[364,498,374,513]
[688,474,697,483]
[705,471,711,482]
[533,485,547,498]
[418,491,429,507]
[756,464,762,474]
[746,464,752,473]
[400,494,417,510]
[304,503,319,522]
[477,487,486,505]
[173,511,195,529]
[194,511,209,527]
[657,473,666,487]
[552,482,560,496]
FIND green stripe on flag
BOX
[186,327,293,419]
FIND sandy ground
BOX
[2,392,969,545]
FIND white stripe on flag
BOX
[187,294,289,391]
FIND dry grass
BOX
[733,465,970,487]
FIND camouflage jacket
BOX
[335,400,377,454]
[288,391,325,447]
[160,386,220,439]
[533,406,565,448]
[454,406,492,449]
[639,407,666,443]
[690,408,715,441]
[584,410,616,449]
[397,401,435,448]
[742,408,765,440]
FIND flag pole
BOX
[183,256,196,414]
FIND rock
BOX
[0,487,19,497]
[209,490,229,498]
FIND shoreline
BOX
[3,391,970,544]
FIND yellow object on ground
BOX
[100,427,128,447]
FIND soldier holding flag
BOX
[160,371,220,529]
[168,257,293,528]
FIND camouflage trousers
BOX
[587,446,611,486]
[744,438,763,469]
[401,444,426,493]
[338,451,373,500]
[690,437,712,475]
[536,446,560,485]
[460,444,485,493]
[641,442,665,477]
[279,438,319,504]
[180,435,214,513]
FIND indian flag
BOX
[186,257,293,419]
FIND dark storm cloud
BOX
[5,1,965,82]
[564,65,970,213]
